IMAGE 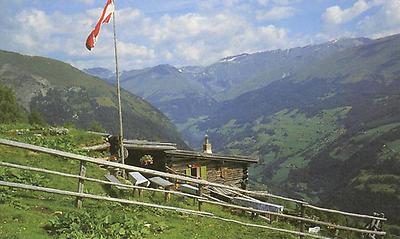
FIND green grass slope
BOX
[0,50,187,147]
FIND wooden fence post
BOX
[198,185,203,211]
[75,161,86,209]
[164,189,171,202]
[299,203,306,238]
[333,229,340,239]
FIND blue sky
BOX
[1,0,399,70]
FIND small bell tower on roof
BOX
[202,134,212,154]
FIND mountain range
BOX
[86,34,400,230]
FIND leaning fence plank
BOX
[245,191,306,204]
[305,204,387,221]
[0,180,212,217]
[0,161,206,200]
[199,199,386,236]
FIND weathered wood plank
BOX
[305,204,387,221]
[75,161,86,208]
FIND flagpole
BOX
[111,0,126,177]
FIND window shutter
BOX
[200,166,207,180]
[185,168,191,176]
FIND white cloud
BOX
[138,12,292,65]
[4,2,300,69]
[74,0,95,5]
[198,0,240,9]
[357,0,400,38]
[256,6,295,21]
[256,0,301,7]
[257,0,269,6]
[319,0,400,40]
[118,41,155,59]
[13,10,61,54]
[272,0,301,5]
[8,7,157,70]
[322,0,371,26]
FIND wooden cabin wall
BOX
[208,165,243,186]
[167,158,248,188]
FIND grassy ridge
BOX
[0,50,187,147]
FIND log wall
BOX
[167,158,247,188]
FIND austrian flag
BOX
[85,0,114,51]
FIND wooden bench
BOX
[104,174,130,190]
[149,176,174,202]
[179,183,201,206]
[128,172,149,196]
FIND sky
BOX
[1,0,399,70]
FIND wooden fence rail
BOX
[305,204,386,221]
[0,138,387,238]
[0,180,210,216]
[0,161,207,200]
[0,180,329,239]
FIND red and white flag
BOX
[86,0,114,51]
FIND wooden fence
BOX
[0,138,387,239]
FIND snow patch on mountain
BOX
[219,53,249,63]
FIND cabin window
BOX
[191,167,199,177]
[185,165,207,180]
